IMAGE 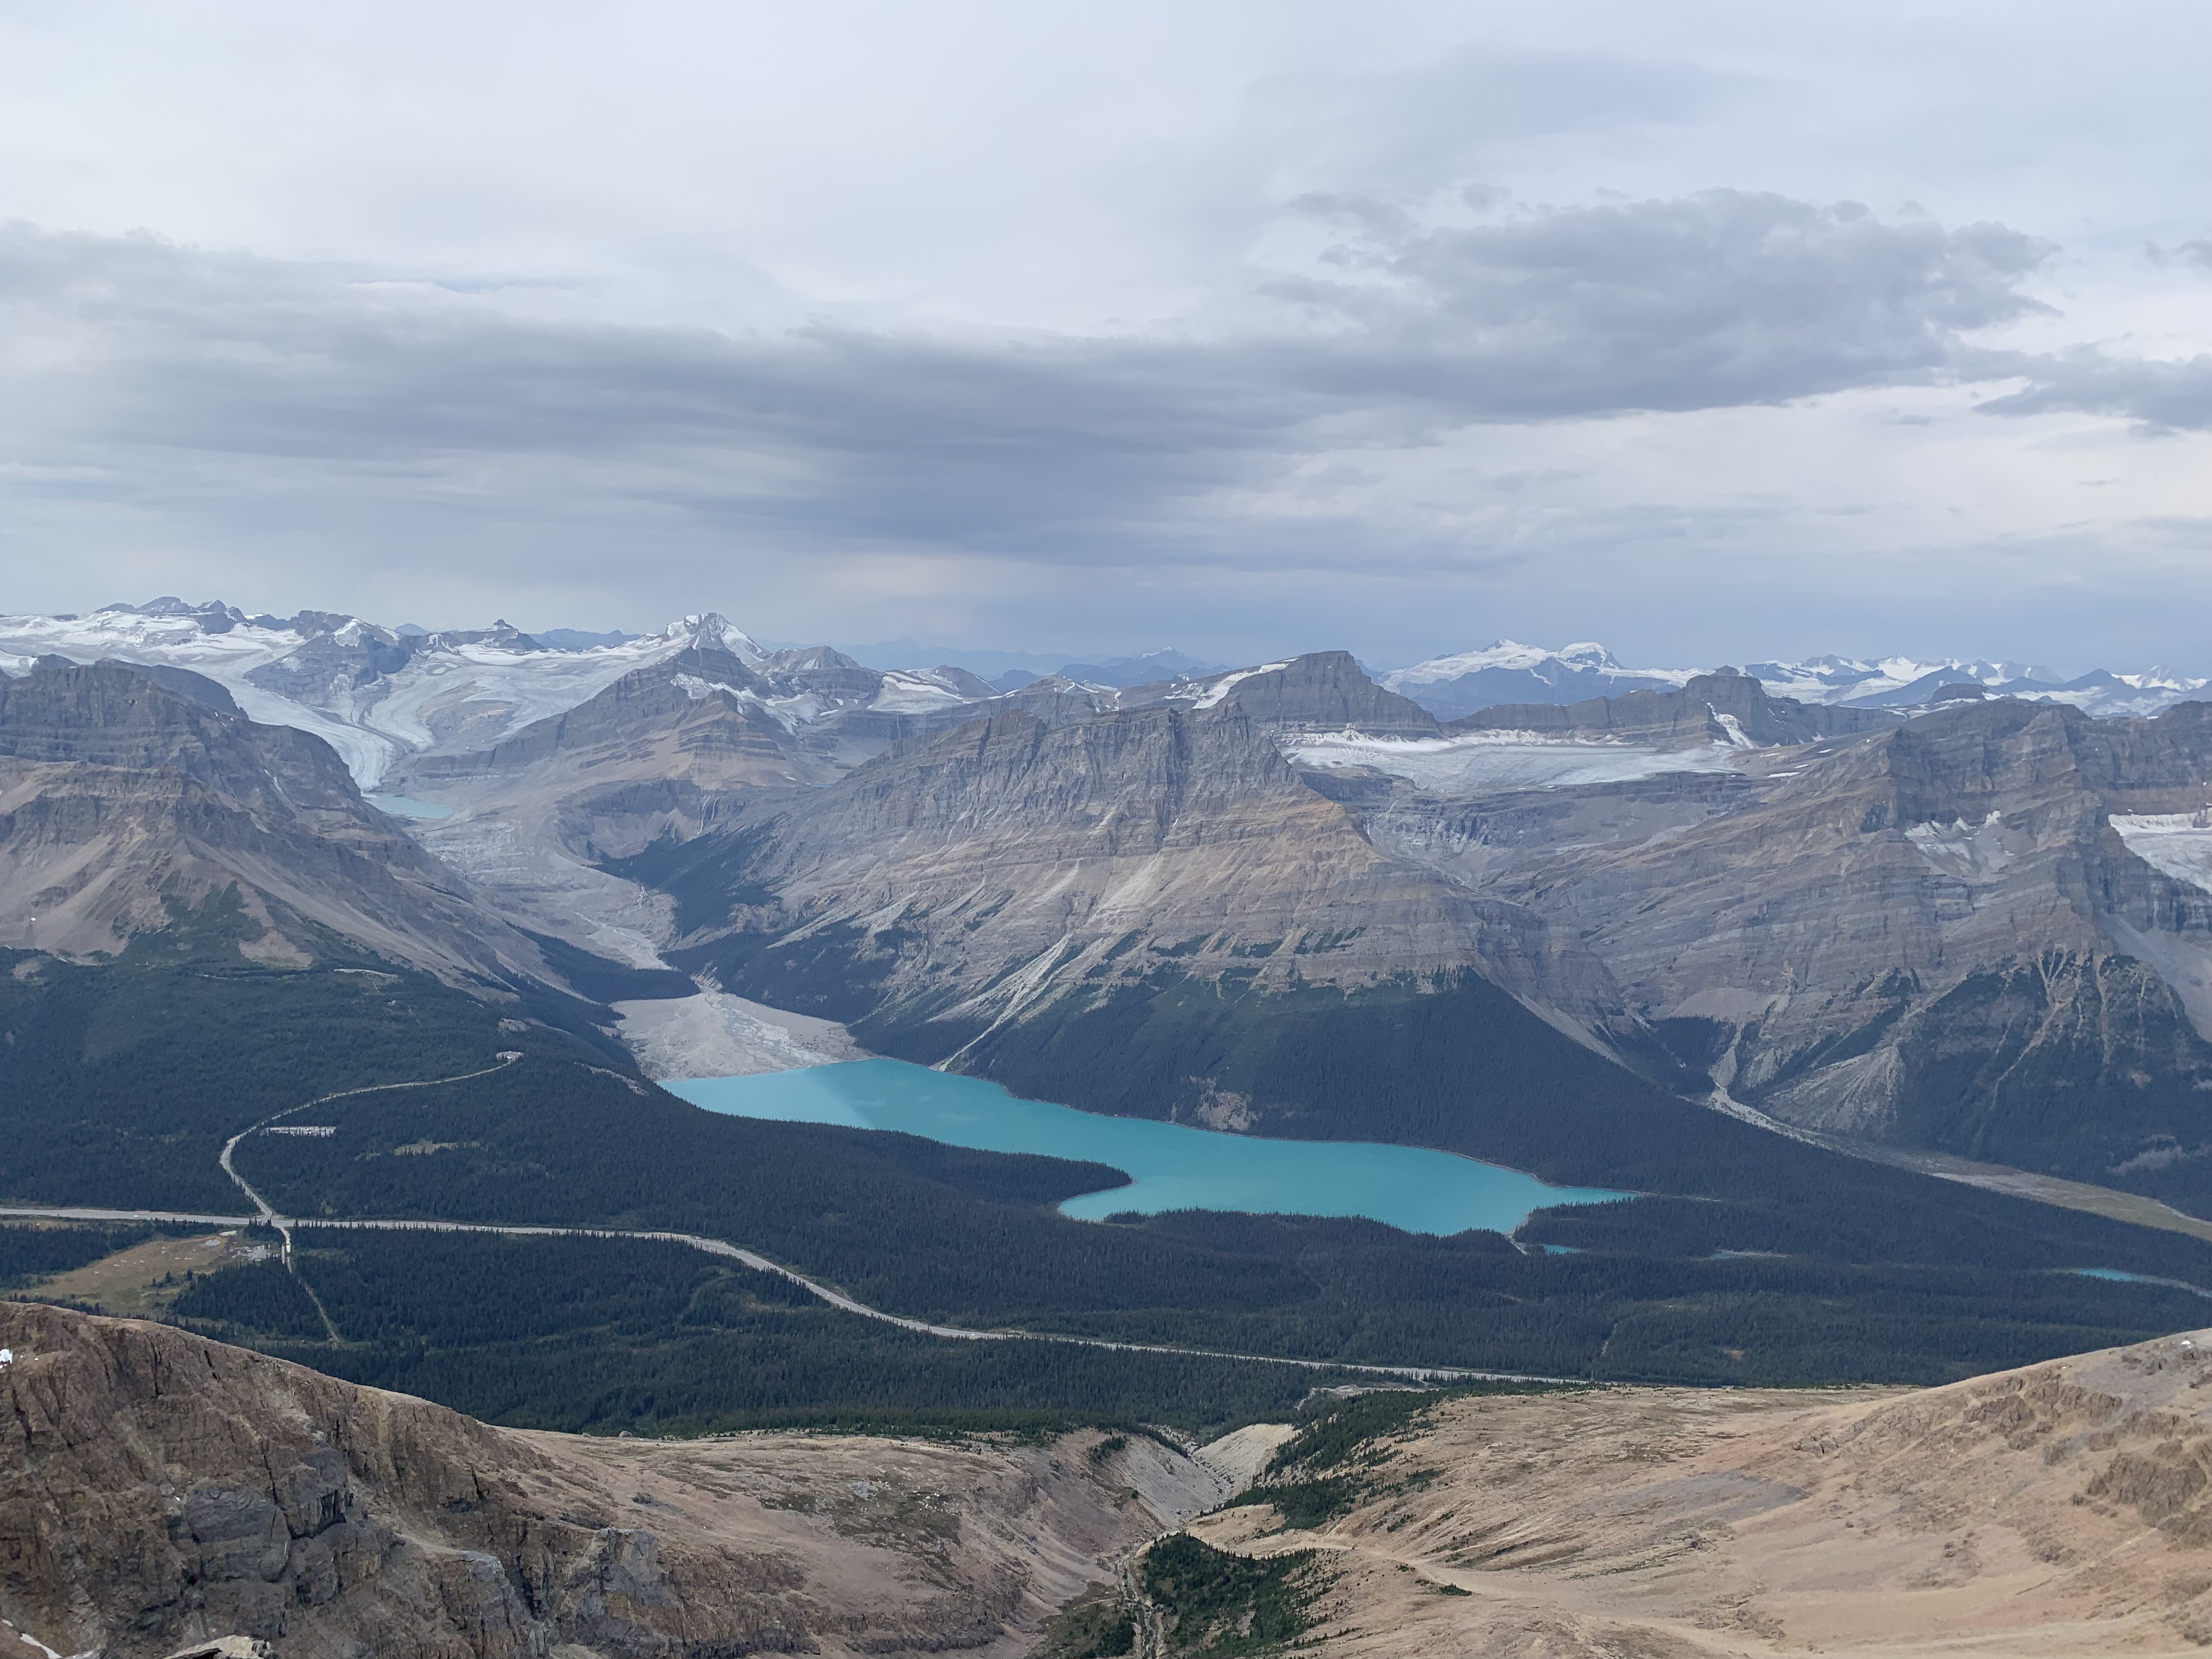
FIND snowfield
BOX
[1189,660,1295,710]
[0,608,778,789]
[1283,729,1748,793]
[1380,639,2211,720]
[1383,639,1695,691]
[2111,814,2212,893]
[870,669,979,714]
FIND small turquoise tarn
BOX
[365,794,454,820]
[665,1058,1630,1237]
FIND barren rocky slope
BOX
[1347,690,2212,1206]
[0,1301,1226,1659]
[368,640,1017,977]
[1449,665,1899,747]
[0,661,592,992]
[642,653,1653,1072]
[1191,1327,2212,1656]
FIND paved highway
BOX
[1,1201,1572,1385]
[5,1047,1584,1389]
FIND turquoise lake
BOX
[665,1058,1631,1236]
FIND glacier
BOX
[1283,728,1748,793]
[2111,813,2212,893]
[0,602,842,789]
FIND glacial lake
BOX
[665,1058,1632,1236]
[366,794,454,820]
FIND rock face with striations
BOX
[652,653,1650,1070]
[1342,690,2212,1205]
[0,1301,1211,1659]
[0,660,590,993]
[1449,667,1897,749]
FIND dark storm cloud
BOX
[0,196,2070,561]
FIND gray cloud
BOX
[1262,190,2053,417]
[0,193,2061,567]
[2147,239,2212,270]
[1980,350,2212,432]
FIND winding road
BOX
[4,1051,1584,1389]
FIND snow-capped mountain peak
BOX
[1552,641,1621,670]
[1379,641,1695,718]
[663,612,769,668]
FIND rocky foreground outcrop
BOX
[1197,1327,2212,1656]
[0,1302,1222,1659]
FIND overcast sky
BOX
[2,0,2207,670]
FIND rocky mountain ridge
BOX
[1334,686,2212,1206]
[1383,637,2210,721]
[636,653,1672,1090]
[14,1294,2212,1658]
[12,600,2207,802]
[599,645,2212,1214]
[1446,665,1901,749]
[0,658,634,998]
[0,602,998,794]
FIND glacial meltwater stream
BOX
[665,1059,1630,1235]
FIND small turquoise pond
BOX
[665,1059,1631,1236]
[368,794,454,820]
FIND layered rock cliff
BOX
[0,1301,1208,1659]
[0,661,599,994]
[1449,665,1898,748]
[645,655,1661,1091]
[1350,692,2212,1203]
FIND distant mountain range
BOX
[8,602,2205,809]
[1381,639,2209,721]
[0,599,998,792]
